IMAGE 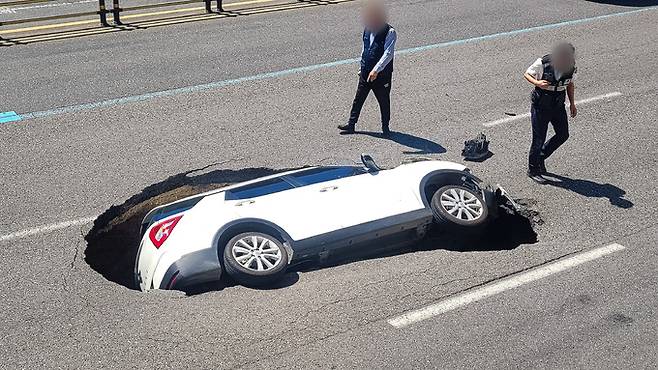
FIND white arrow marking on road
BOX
[388,243,626,328]
[0,216,96,243]
[483,91,623,127]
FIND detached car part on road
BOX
[135,155,515,291]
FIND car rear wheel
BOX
[223,232,288,287]
[431,185,489,233]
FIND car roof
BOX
[156,164,371,207]
[179,166,319,201]
[141,167,322,225]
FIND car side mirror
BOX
[361,153,381,172]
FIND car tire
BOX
[223,232,288,287]
[431,185,489,234]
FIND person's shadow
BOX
[543,173,634,209]
[352,130,446,154]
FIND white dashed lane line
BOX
[388,243,626,328]
[483,91,623,127]
[0,216,96,243]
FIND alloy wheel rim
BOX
[439,187,483,221]
[232,235,282,272]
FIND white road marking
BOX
[388,243,626,328]
[0,0,96,14]
[482,91,623,127]
[0,216,96,243]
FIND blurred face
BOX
[362,1,386,31]
[553,44,575,70]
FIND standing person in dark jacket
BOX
[524,42,578,184]
[338,0,397,137]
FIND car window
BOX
[291,166,367,186]
[225,178,294,200]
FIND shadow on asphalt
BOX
[349,130,447,155]
[543,173,634,209]
[0,0,359,47]
[85,165,540,296]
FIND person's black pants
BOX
[348,75,391,129]
[529,103,570,172]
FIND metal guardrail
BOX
[107,0,227,25]
[0,0,227,28]
[0,0,105,26]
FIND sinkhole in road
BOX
[84,165,541,295]
[84,165,294,291]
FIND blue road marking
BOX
[14,6,656,123]
[0,111,22,124]
[20,57,359,121]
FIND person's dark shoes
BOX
[527,171,547,184]
[382,125,391,138]
[338,123,355,134]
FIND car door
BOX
[225,175,345,241]
[285,166,420,231]
[330,168,422,228]
[281,167,366,238]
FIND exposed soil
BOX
[84,165,542,293]
[423,198,541,252]
[84,166,293,290]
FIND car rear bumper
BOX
[158,248,222,291]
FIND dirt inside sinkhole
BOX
[84,165,542,293]
[84,166,292,290]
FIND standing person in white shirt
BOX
[524,42,578,184]
[338,0,397,137]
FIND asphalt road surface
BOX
[1,0,658,368]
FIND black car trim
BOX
[159,248,222,290]
[292,208,433,259]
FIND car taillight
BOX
[149,215,183,249]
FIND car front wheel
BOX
[223,232,288,287]
[431,185,489,233]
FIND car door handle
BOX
[235,199,255,206]
[319,186,338,192]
